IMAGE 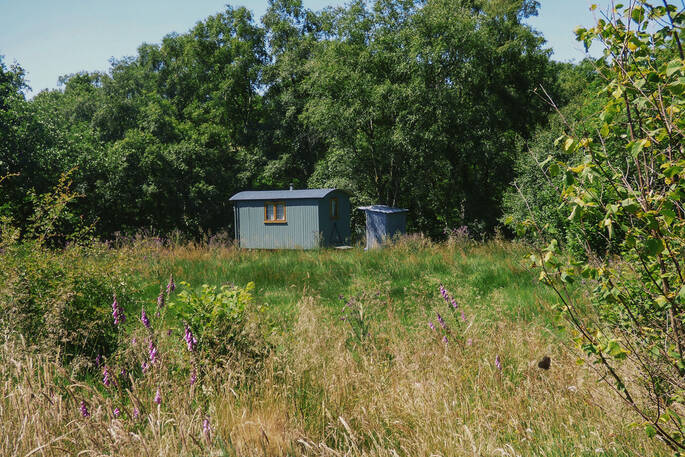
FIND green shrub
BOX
[169,281,268,372]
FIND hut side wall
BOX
[236,199,320,249]
[318,190,351,246]
[364,211,407,249]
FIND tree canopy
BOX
[1,0,562,239]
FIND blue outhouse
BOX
[229,188,351,249]
[358,205,408,249]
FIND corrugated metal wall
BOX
[364,211,407,249]
[318,191,351,246]
[236,199,320,249]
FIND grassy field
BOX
[1,238,668,456]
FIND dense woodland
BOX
[1,0,589,239]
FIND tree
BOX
[529,1,685,450]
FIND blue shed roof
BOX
[229,188,340,201]
[358,205,408,214]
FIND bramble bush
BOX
[523,1,685,451]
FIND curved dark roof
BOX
[229,188,342,201]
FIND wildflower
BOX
[120,368,127,377]
[442,335,448,344]
[141,307,151,329]
[157,289,165,308]
[495,354,502,371]
[466,338,473,346]
[95,354,103,368]
[148,340,158,363]
[428,321,435,331]
[184,324,197,352]
[131,337,137,345]
[154,388,162,405]
[190,369,197,386]
[203,417,211,440]
[451,298,458,309]
[112,293,125,325]
[437,313,446,329]
[460,310,467,323]
[166,274,175,294]
[113,407,120,417]
[102,366,112,387]
[133,406,140,418]
[141,361,149,373]
[80,401,90,418]
[439,284,451,304]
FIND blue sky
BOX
[0,0,606,96]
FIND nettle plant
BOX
[528,1,685,451]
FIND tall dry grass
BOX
[2,292,669,456]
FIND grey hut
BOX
[358,205,408,249]
[229,188,350,249]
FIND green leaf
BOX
[666,59,682,77]
[645,424,657,438]
[644,238,665,256]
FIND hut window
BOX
[264,201,286,223]
[330,198,338,219]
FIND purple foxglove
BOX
[428,321,435,331]
[148,340,158,363]
[154,388,161,405]
[133,407,139,418]
[102,366,111,387]
[203,417,211,440]
[166,274,175,294]
[437,313,446,329]
[184,324,197,352]
[113,407,120,417]
[141,307,151,329]
[442,335,448,344]
[112,294,125,325]
[80,401,90,418]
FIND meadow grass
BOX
[1,238,669,456]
